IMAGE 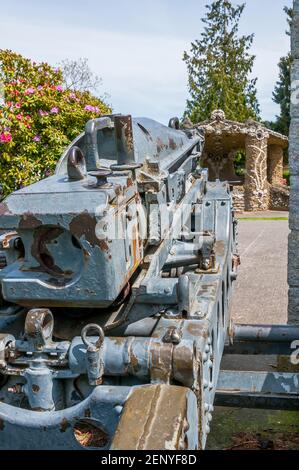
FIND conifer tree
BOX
[183,0,259,123]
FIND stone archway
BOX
[191,110,288,212]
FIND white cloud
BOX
[0,5,291,123]
[0,14,189,123]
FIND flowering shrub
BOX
[0,50,111,196]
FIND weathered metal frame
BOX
[216,323,299,411]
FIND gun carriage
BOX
[0,114,296,450]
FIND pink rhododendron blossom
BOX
[84,105,95,112]
[39,110,49,117]
[16,114,22,120]
[50,107,59,114]
[94,106,100,113]
[0,132,12,143]
[33,135,41,142]
[15,102,21,109]
[24,87,35,95]
[55,85,63,92]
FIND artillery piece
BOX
[0,114,239,449]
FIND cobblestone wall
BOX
[289,0,299,323]
[232,186,245,212]
[267,145,284,185]
[269,185,289,211]
[232,185,289,213]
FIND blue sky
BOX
[0,0,292,123]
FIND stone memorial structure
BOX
[196,110,288,212]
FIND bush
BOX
[283,168,290,186]
[0,50,111,197]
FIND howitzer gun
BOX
[0,114,239,449]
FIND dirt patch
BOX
[225,431,299,451]
[74,421,109,448]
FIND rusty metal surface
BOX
[111,385,197,450]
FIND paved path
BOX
[231,216,289,325]
[208,215,294,451]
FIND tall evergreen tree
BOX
[272,7,293,136]
[183,0,259,123]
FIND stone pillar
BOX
[289,0,299,324]
[244,126,269,211]
[267,144,284,185]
